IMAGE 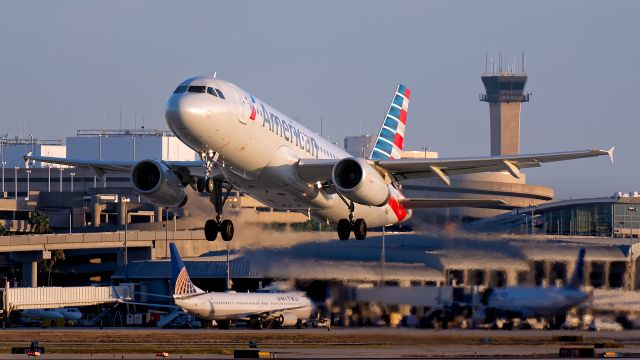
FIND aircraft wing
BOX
[298,147,614,185]
[23,154,212,180]
[398,198,513,210]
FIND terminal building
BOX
[472,192,640,238]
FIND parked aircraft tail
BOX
[568,248,586,289]
[170,243,205,297]
[370,84,410,160]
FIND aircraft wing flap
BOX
[296,158,337,183]
[399,198,515,210]
[377,148,613,181]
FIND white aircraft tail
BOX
[370,84,410,160]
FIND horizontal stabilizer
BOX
[398,198,511,209]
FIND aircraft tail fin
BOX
[568,248,586,289]
[170,243,204,297]
[370,84,410,160]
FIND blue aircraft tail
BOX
[369,84,410,161]
[170,243,204,297]
[568,248,586,289]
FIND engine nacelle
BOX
[131,160,188,208]
[332,157,390,206]
[276,312,298,327]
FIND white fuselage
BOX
[486,287,587,318]
[174,291,313,321]
[165,77,411,227]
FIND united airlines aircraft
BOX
[26,77,613,240]
[170,243,313,329]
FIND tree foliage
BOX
[29,210,51,234]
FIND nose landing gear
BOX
[336,200,367,241]
[204,177,235,241]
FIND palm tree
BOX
[40,249,65,286]
[29,210,51,234]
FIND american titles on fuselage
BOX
[257,102,337,160]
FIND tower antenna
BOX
[485,53,488,74]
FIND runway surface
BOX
[1,328,639,359]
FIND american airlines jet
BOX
[26,77,613,241]
[170,243,313,329]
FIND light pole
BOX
[59,168,63,192]
[2,161,6,196]
[48,165,51,192]
[165,208,169,258]
[0,135,4,194]
[25,169,31,200]
[14,167,18,199]
[121,196,130,280]
[70,172,75,192]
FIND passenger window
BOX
[207,87,219,97]
[173,85,188,94]
[188,86,206,93]
[215,89,225,99]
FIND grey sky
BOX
[0,1,637,198]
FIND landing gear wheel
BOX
[205,177,235,241]
[337,219,351,240]
[205,219,218,241]
[353,218,367,240]
[220,219,234,241]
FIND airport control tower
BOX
[480,55,530,156]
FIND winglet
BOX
[606,146,615,163]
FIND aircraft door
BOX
[230,87,249,125]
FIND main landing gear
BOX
[336,200,367,241]
[204,177,234,241]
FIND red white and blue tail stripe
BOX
[370,84,410,161]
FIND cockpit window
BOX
[207,87,219,97]
[215,89,225,99]
[188,86,206,93]
[173,85,188,94]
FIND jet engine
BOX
[332,157,390,206]
[131,160,188,208]
[276,312,298,327]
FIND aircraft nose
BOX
[165,95,208,132]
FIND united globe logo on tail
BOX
[170,243,204,297]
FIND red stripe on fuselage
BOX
[388,197,407,222]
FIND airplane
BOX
[473,248,588,329]
[170,243,313,329]
[20,307,82,323]
[26,77,614,241]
